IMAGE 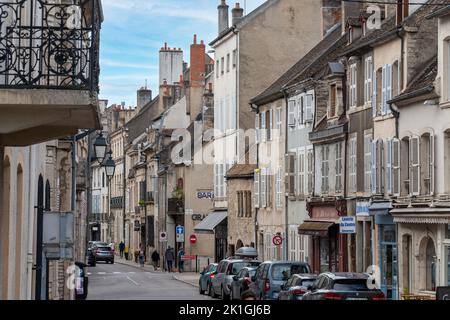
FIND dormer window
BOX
[396,0,409,25]
[348,27,353,44]
[329,84,337,118]
[362,20,366,37]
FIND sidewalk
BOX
[115,256,158,273]
[172,272,200,288]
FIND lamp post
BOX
[104,150,116,244]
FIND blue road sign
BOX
[176,226,184,235]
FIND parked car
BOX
[210,258,261,300]
[230,266,258,300]
[278,274,317,300]
[251,261,311,300]
[199,263,218,295]
[87,247,96,267]
[92,242,114,264]
[302,272,385,300]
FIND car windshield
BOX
[333,279,369,291]
[209,265,217,272]
[300,279,316,287]
[271,264,309,281]
[97,246,111,251]
[229,262,259,275]
[95,242,109,246]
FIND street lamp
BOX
[104,150,116,178]
[93,132,108,164]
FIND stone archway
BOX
[418,236,437,291]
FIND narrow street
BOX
[87,262,210,300]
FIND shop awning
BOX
[391,208,450,224]
[298,221,335,237]
[194,211,227,234]
[368,201,392,216]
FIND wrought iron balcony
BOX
[110,196,123,209]
[0,0,101,91]
[168,198,184,215]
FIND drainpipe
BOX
[282,90,290,261]
[0,145,3,297]
[250,103,260,256]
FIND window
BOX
[419,133,435,196]
[373,68,378,117]
[410,136,420,196]
[276,166,283,209]
[298,150,305,196]
[349,63,357,108]
[288,99,296,127]
[396,0,409,24]
[255,113,260,144]
[390,138,401,196]
[261,168,267,208]
[226,53,230,72]
[371,139,384,195]
[381,64,392,114]
[364,56,373,104]
[297,96,303,126]
[307,148,314,195]
[285,153,296,197]
[254,169,260,208]
[267,109,273,141]
[349,136,357,192]
[276,108,282,137]
[245,191,252,217]
[335,143,343,193]
[364,135,372,193]
[329,84,337,118]
[216,60,220,78]
[305,94,313,123]
[261,112,266,142]
[214,163,226,198]
[232,49,237,68]
[237,191,243,217]
[321,145,330,194]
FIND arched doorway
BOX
[419,236,437,291]
[236,239,244,250]
[14,164,23,299]
[1,156,11,299]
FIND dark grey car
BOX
[250,261,311,300]
[302,272,385,300]
[92,243,114,264]
[199,263,218,295]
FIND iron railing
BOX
[0,0,101,91]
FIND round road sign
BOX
[190,234,197,244]
[272,235,283,246]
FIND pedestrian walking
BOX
[119,241,125,258]
[124,244,129,260]
[177,246,185,273]
[165,246,175,272]
[139,243,145,267]
[151,249,160,271]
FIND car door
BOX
[201,265,211,289]
[252,264,264,297]
[279,277,293,300]
[213,262,224,293]
[232,269,242,298]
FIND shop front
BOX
[391,208,450,299]
[299,201,347,274]
[369,201,397,300]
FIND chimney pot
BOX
[200,40,204,45]
[218,0,229,35]
[193,34,197,44]
[232,2,244,26]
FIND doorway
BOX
[380,225,397,299]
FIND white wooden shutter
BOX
[268,109,273,141]
[386,64,392,113]
[254,170,260,208]
[372,69,377,117]
[298,97,303,125]
[430,134,435,195]
[261,112,266,142]
[387,139,392,195]
[371,140,377,194]
[305,94,313,123]
[261,168,267,208]
[255,113,260,144]
[298,151,305,195]
[410,136,420,195]
[381,65,386,114]
[392,138,400,196]
[307,149,314,195]
[288,100,296,127]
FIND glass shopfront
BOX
[319,225,338,273]
[379,224,397,300]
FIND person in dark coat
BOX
[165,246,175,272]
[119,241,125,258]
[151,250,160,271]
[177,246,185,273]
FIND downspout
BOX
[250,103,260,255]
[391,27,404,139]
[282,90,289,261]
[235,28,239,160]
[341,62,349,272]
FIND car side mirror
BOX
[233,276,238,281]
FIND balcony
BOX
[168,198,184,215]
[110,196,123,209]
[0,0,103,146]
[145,191,154,204]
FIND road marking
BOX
[113,272,121,274]
[126,275,140,286]
[87,273,92,275]
[98,272,106,275]
[128,272,136,274]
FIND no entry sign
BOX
[272,235,283,246]
[190,234,197,244]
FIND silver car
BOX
[92,242,114,264]
[210,259,260,300]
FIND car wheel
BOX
[199,283,205,295]
[111,260,114,264]
[209,284,217,298]
[221,287,229,301]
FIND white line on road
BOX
[98,272,106,275]
[113,272,121,274]
[126,275,140,286]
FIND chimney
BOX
[137,87,152,111]
[341,0,362,34]
[232,3,244,26]
[190,34,206,87]
[218,0,229,35]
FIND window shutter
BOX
[288,100,296,126]
[392,138,400,196]
[254,170,260,208]
[372,69,377,117]
[261,112,266,142]
[261,168,267,208]
[285,153,296,197]
[255,113,260,144]
[386,64,392,113]
[305,94,313,122]
[382,65,386,114]
[268,109,273,141]
[371,140,377,194]
[298,97,303,125]
[387,139,392,195]
[430,134,435,196]
[410,136,420,195]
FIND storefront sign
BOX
[197,191,214,199]
[356,201,370,216]
[340,216,356,234]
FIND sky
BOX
[99,0,266,107]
